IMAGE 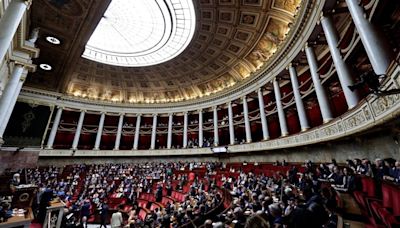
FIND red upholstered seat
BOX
[150,202,161,211]
[353,176,377,211]
[111,193,118,198]
[362,176,376,197]
[377,207,400,228]
[354,190,368,210]
[388,184,400,217]
[171,191,177,199]
[161,196,174,206]
[382,182,393,209]
[123,205,133,213]
[137,199,148,209]
[138,209,148,221]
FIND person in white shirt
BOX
[111,205,124,228]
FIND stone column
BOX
[46,106,63,149]
[321,14,359,109]
[150,114,157,149]
[198,110,203,147]
[93,112,105,150]
[305,44,333,122]
[273,78,289,136]
[114,113,124,150]
[288,64,310,131]
[0,65,27,144]
[242,96,252,143]
[183,112,188,148]
[257,88,270,140]
[228,101,235,145]
[213,106,219,146]
[71,110,85,150]
[0,0,31,63]
[0,64,25,133]
[167,113,173,149]
[133,114,141,150]
[346,0,392,75]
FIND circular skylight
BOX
[82,0,196,67]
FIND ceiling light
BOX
[46,36,61,45]
[39,64,52,71]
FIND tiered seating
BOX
[108,197,126,210]
[138,208,149,221]
[171,190,186,202]
[137,199,149,209]
[367,182,400,228]
[150,202,162,211]
[161,196,174,206]
[353,176,376,212]
[139,192,155,202]
[353,176,400,227]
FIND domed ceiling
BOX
[27,0,302,104]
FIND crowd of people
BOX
[11,157,399,227]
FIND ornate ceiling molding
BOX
[24,0,323,111]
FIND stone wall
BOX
[38,155,219,167]
[0,151,39,174]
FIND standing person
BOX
[81,200,91,226]
[166,182,172,196]
[111,205,124,228]
[156,184,163,202]
[99,201,109,228]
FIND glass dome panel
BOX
[82,0,196,67]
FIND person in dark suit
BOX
[156,185,163,202]
[99,201,109,228]
[80,200,91,228]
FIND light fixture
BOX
[46,36,61,45]
[39,63,52,71]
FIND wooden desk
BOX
[0,208,33,228]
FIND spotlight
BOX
[45,36,61,45]
[39,64,52,71]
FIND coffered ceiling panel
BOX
[26,0,303,104]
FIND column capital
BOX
[287,63,293,69]
[79,109,86,113]
[304,42,311,50]
[135,113,141,117]
[257,87,263,93]
[11,60,36,72]
[197,109,203,113]
[100,111,106,115]
[183,111,188,115]
[56,106,64,110]
[212,106,218,110]
[317,11,324,25]
[12,61,27,68]
[242,96,247,101]
[118,112,125,116]
[24,0,33,9]
[152,113,158,117]
[168,113,174,116]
